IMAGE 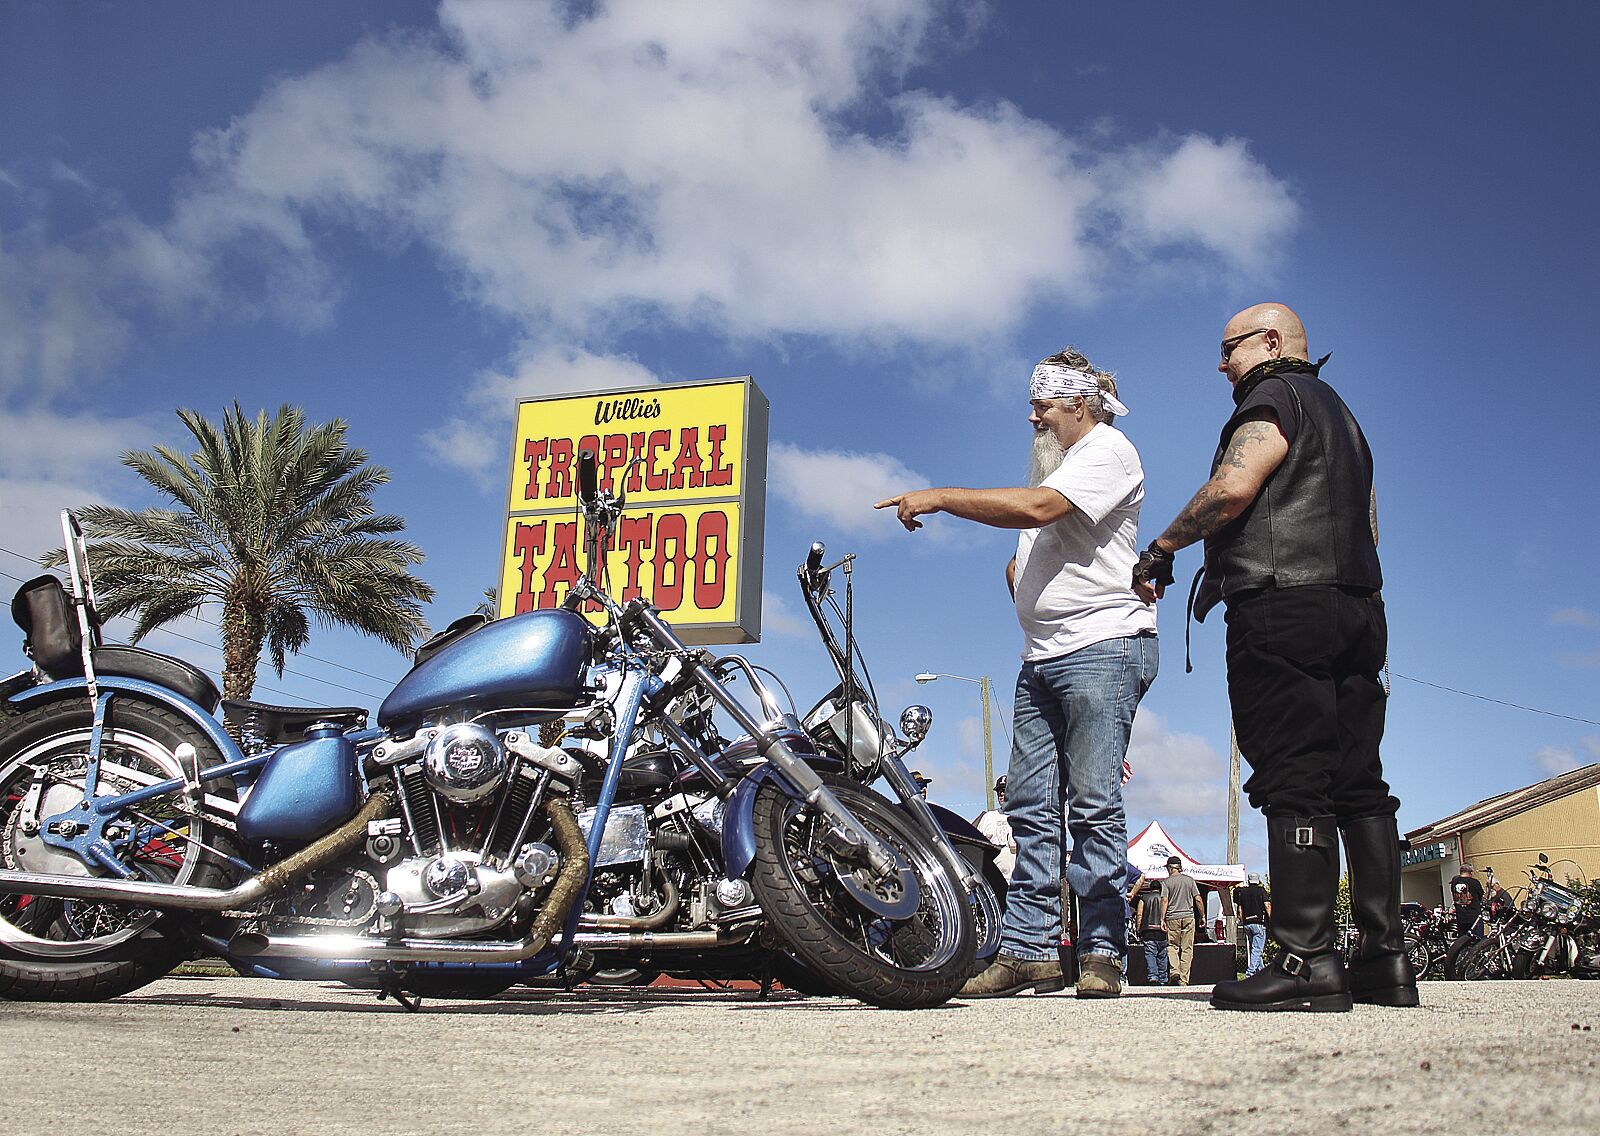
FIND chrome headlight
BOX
[899,704,933,743]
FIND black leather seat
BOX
[93,645,220,711]
[221,699,369,745]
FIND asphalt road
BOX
[4,977,1597,1135]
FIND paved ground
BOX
[4,977,1598,1135]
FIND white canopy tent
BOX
[1127,821,1246,885]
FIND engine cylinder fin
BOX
[395,763,439,855]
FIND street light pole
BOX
[914,671,997,811]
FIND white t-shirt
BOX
[1013,423,1156,661]
[973,808,1016,880]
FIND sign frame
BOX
[498,375,768,645]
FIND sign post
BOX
[499,377,768,644]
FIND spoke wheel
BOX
[1457,936,1511,980]
[748,773,974,1009]
[0,697,235,1001]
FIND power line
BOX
[0,543,402,692]
[1389,671,1600,728]
[0,563,387,702]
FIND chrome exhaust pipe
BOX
[0,792,394,911]
[572,926,757,950]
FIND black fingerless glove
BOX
[1132,543,1175,588]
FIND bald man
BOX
[1132,304,1414,1013]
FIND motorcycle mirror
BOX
[1539,853,1550,864]
[577,448,599,504]
[899,704,932,743]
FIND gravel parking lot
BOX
[4,977,1598,1135]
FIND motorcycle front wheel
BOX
[748,773,974,1009]
[0,696,237,1001]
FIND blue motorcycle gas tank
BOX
[236,727,361,847]
[378,608,591,728]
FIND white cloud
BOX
[0,408,156,556]
[0,1,1299,392]
[1121,708,1230,832]
[1102,135,1299,276]
[1533,736,1600,777]
[759,589,812,638]
[768,441,937,538]
[1553,608,1599,627]
[420,344,661,481]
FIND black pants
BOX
[1224,585,1398,820]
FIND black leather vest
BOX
[1197,361,1381,617]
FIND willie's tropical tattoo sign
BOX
[499,377,768,643]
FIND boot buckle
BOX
[1279,951,1310,977]
[1293,825,1315,846]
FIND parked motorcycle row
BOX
[1340,855,1600,982]
[0,452,1003,1008]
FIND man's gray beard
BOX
[1028,429,1067,487]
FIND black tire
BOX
[0,696,235,1001]
[748,773,974,1009]
[1457,937,1510,981]
[764,950,839,997]
[1405,935,1431,980]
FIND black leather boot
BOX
[1212,816,1351,1012]
[1341,815,1420,1006]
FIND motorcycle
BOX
[526,535,1005,994]
[1457,855,1600,981]
[0,458,977,1008]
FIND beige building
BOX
[1401,763,1600,907]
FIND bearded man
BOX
[876,347,1158,998]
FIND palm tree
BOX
[51,403,436,702]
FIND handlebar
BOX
[577,448,599,503]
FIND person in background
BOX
[1134,878,1169,986]
[911,770,932,800]
[1234,872,1272,977]
[1449,864,1485,940]
[973,775,1016,880]
[1160,855,1204,985]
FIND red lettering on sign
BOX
[522,438,549,501]
[615,515,653,602]
[547,438,574,499]
[654,512,688,611]
[512,520,547,613]
[670,428,704,490]
[539,521,581,609]
[602,433,629,492]
[644,429,670,491]
[693,510,731,608]
[625,432,647,493]
[704,423,734,488]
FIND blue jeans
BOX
[1142,937,1169,984]
[1242,921,1267,976]
[999,635,1158,961]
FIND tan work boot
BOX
[959,954,1066,998]
[1076,953,1122,998]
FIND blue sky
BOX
[3,1,1597,874]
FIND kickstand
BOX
[758,959,775,1001]
[377,984,423,1013]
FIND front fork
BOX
[633,605,901,881]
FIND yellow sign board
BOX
[499,377,768,643]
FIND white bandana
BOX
[1030,363,1130,417]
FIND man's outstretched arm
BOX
[874,486,1072,532]
[1133,412,1287,601]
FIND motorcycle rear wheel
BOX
[0,697,235,1001]
[1457,937,1511,980]
[748,773,974,1009]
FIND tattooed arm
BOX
[1133,411,1287,601]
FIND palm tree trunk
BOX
[220,597,265,702]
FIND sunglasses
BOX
[1220,327,1271,362]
